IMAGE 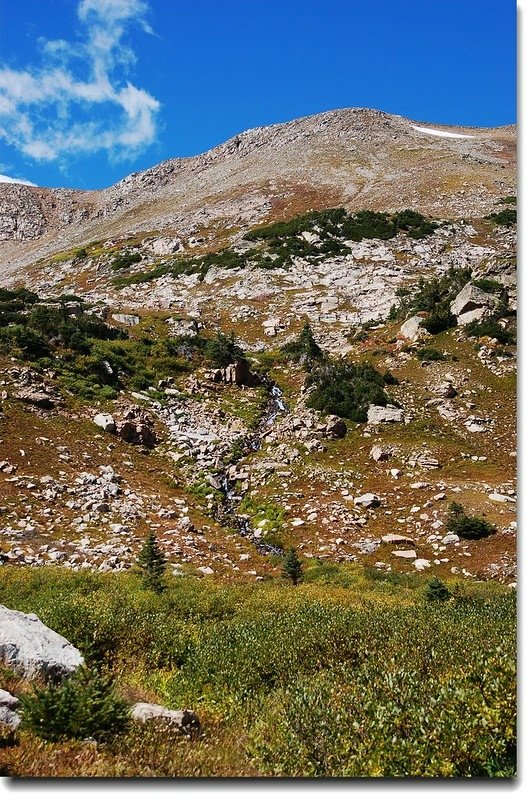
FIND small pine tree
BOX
[425,576,451,602]
[137,532,167,593]
[20,664,130,743]
[282,548,304,586]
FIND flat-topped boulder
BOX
[131,703,201,736]
[367,405,403,424]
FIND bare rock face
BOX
[131,703,201,736]
[450,283,498,325]
[0,186,47,240]
[0,605,84,681]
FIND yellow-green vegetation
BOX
[0,567,515,778]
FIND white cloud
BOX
[0,173,37,186]
[0,0,159,163]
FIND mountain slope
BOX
[0,108,515,284]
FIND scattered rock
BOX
[488,492,515,503]
[370,445,392,462]
[392,550,417,559]
[413,558,431,570]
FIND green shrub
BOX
[204,331,245,367]
[20,665,130,743]
[425,576,451,602]
[388,267,471,322]
[249,646,515,777]
[471,278,503,294]
[485,208,516,226]
[464,317,515,345]
[111,251,142,271]
[447,503,497,540]
[423,308,457,335]
[305,359,394,422]
[415,346,448,362]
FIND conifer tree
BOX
[137,532,167,593]
[282,548,304,586]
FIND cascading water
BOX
[215,381,287,554]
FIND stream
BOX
[216,381,288,555]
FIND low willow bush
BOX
[0,568,515,777]
[249,647,515,777]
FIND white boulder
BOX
[354,493,381,508]
[93,413,116,433]
[0,605,83,681]
[399,315,427,341]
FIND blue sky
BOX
[0,0,516,190]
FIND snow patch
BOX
[0,173,37,186]
[411,125,475,140]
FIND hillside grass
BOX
[0,566,516,778]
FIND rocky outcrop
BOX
[0,605,83,681]
[210,360,256,387]
[93,407,156,447]
[117,408,157,448]
[324,415,347,439]
[450,283,498,325]
[14,389,56,410]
